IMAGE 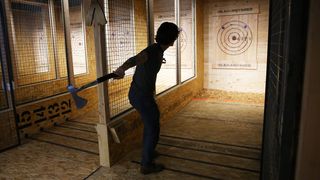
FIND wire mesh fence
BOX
[70,0,96,88]
[53,0,68,79]
[180,0,195,82]
[154,0,178,94]
[3,0,94,105]
[69,0,87,76]
[10,0,56,85]
[5,0,66,104]
[106,0,147,117]
[1,0,195,119]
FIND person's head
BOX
[155,22,180,46]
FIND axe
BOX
[67,0,110,109]
[67,73,118,109]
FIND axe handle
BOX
[77,73,118,92]
[97,73,119,83]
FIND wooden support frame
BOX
[0,0,21,150]
[85,0,111,167]
[94,13,111,168]
[175,0,181,85]
[192,0,197,81]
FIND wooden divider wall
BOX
[1,0,98,137]
[1,0,204,167]
[2,0,97,105]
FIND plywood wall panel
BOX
[0,111,18,150]
[203,0,269,93]
[15,86,99,137]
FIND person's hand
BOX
[113,67,125,79]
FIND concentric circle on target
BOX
[109,31,133,57]
[217,21,253,55]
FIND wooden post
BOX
[85,0,111,167]
[62,0,75,86]
[0,0,21,146]
[175,0,181,84]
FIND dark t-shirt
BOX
[130,43,164,96]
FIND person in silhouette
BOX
[114,22,180,174]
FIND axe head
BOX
[68,85,88,109]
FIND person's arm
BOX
[113,50,148,79]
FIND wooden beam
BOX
[62,0,75,86]
[85,0,111,167]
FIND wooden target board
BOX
[210,2,259,70]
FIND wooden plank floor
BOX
[0,118,100,179]
[89,99,264,179]
[0,95,264,179]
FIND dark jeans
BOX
[129,88,160,167]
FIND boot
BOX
[140,163,164,174]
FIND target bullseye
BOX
[217,21,253,55]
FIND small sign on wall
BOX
[210,1,259,70]
[212,1,260,16]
